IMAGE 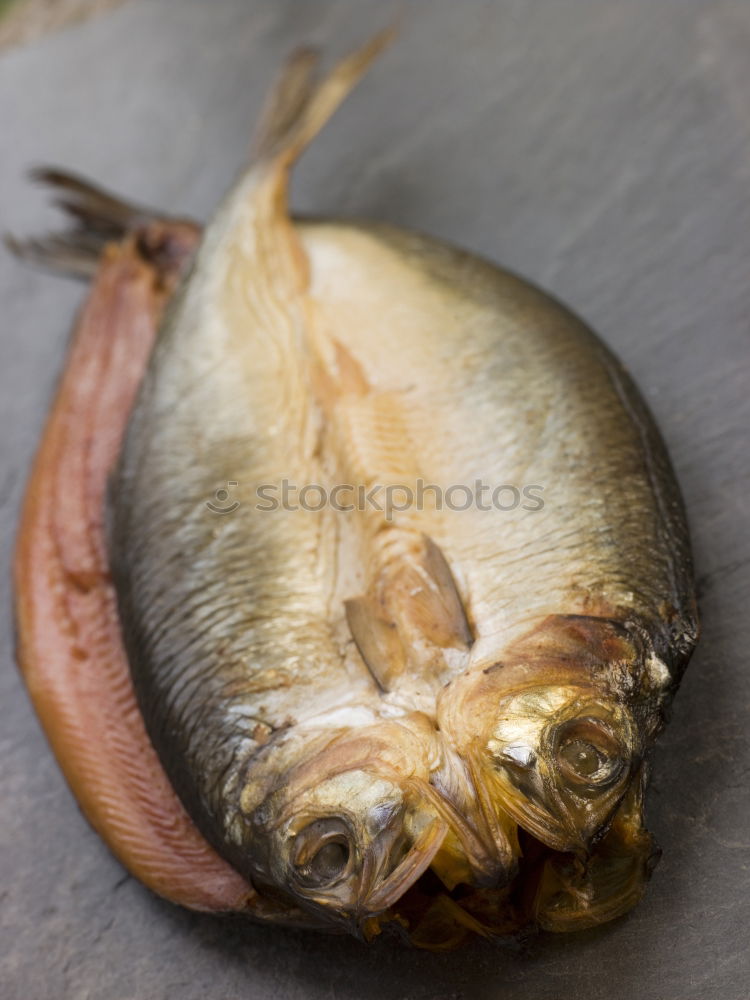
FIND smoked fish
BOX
[12,31,698,946]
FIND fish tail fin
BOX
[207,27,395,297]
[5,229,103,280]
[5,167,193,279]
[252,27,395,170]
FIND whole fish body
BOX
[13,30,698,946]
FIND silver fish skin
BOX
[109,36,497,933]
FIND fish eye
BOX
[290,818,353,888]
[308,840,350,882]
[554,720,625,789]
[558,739,617,782]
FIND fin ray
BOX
[253,27,395,167]
[6,167,197,279]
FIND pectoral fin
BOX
[412,534,473,650]
[346,534,472,693]
[345,594,406,692]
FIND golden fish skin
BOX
[299,216,697,925]
[12,29,698,946]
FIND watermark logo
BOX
[206,479,544,520]
[205,481,240,515]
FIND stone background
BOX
[0,1,125,52]
[1,1,748,998]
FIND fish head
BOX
[237,723,449,935]
[479,681,638,852]
[441,615,666,855]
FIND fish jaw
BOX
[527,767,659,931]
[438,614,671,857]
[426,742,520,891]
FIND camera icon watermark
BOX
[205,481,240,515]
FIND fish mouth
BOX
[364,768,515,919]
[374,775,656,948]
[294,773,516,941]
[361,813,449,915]
[407,775,516,889]
[525,770,658,932]
[351,776,518,945]
[246,746,652,947]
[344,775,504,934]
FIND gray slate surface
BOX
[1,1,749,998]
